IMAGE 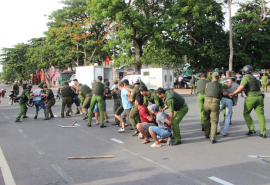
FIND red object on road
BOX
[0,88,6,98]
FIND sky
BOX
[0,0,238,72]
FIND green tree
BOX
[232,0,270,70]
[26,38,61,87]
[88,0,168,71]
[0,43,33,80]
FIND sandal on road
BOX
[223,133,229,137]
[141,140,150,144]
[151,143,161,147]
[94,122,99,125]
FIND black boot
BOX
[246,130,256,136]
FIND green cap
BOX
[113,79,118,84]
[212,72,219,78]
[43,84,47,88]
[78,83,82,86]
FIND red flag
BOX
[105,56,110,65]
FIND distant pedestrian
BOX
[261,73,268,92]
[190,76,196,94]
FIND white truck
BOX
[68,66,114,88]
[140,68,174,90]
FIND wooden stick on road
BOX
[68,156,114,160]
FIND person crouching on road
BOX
[135,97,155,144]
[42,84,55,120]
[148,104,173,147]
[15,84,33,122]
[33,84,46,120]
[156,88,189,146]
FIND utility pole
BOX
[228,0,233,71]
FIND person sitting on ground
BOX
[135,97,155,144]
[148,104,172,147]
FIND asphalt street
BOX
[0,84,269,185]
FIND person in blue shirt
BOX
[118,81,133,133]
[32,85,46,120]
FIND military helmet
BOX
[26,84,32,89]
[132,76,140,84]
[105,81,110,86]
[242,65,253,74]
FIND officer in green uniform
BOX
[110,84,121,125]
[128,77,146,136]
[22,80,27,90]
[88,76,106,128]
[196,73,209,131]
[229,65,266,138]
[15,84,33,122]
[261,73,268,92]
[77,83,84,112]
[139,85,164,109]
[78,84,92,120]
[207,72,212,82]
[204,72,228,143]
[39,80,46,93]
[156,88,189,145]
[61,82,72,118]
[42,84,55,120]
[13,81,19,95]
[190,75,196,94]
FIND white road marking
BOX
[17,129,27,138]
[4,115,8,119]
[51,164,75,184]
[0,147,16,185]
[111,138,124,144]
[29,142,45,155]
[9,121,13,123]
[78,128,206,185]
[208,176,234,185]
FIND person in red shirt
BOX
[135,97,155,144]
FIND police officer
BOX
[103,81,111,122]
[78,84,92,120]
[204,72,228,143]
[139,85,164,110]
[22,80,27,90]
[156,88,189,145]
[39,80,45,89]
[196,73,209,131]
[229,65,266,138]
[15,84,33,122]
[128,77,146,136]
[88,76,106,128]
[13,81,19,95]
[61,82,72,118]
[190,75,196,94]
[42,84,55,120]
[261,73,268,92]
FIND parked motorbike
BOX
[0,88,6,98]
[55,88,62,102]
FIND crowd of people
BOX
[12,65,267,147]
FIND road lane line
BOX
[29,142,45,155]
[0,147,16,185]
[4,115,9,119]
[111,138,124,144]
[51,164,75,184]
[208,176,234,185]
[78,128,206,185]
[17,129,27,138]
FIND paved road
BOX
[0,84,269,185]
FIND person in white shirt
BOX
[178,75,183,88]
[236,72,242,84]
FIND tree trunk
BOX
[228,0,233,71]
[134,39,143,72]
